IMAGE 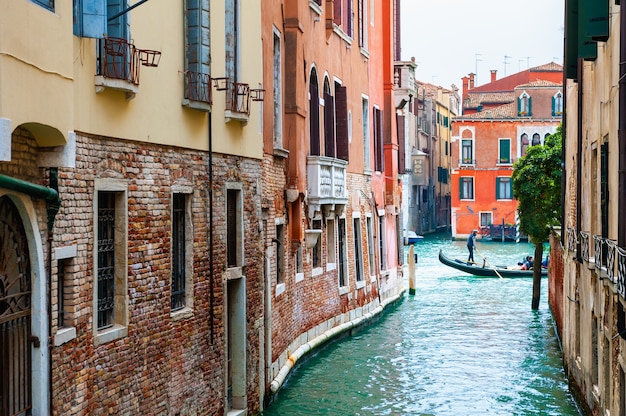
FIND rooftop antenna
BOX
[525,56,533,68]
[503,55,511,76]
[475,53,482,85]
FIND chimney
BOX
[468,73,475,90]
[462,76,469,98]
[490,70,497,83]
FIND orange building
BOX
[451,63,563,240]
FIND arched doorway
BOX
[0,195,32,416]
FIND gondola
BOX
[438,249,548,278]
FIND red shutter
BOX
[324,92,335,157]
[336,86,349,161]
[310,80,320,156]
[334,0,342,26]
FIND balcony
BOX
[306,156,348,219]
[95,37,161,100]
[182,71,212,112]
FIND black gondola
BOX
[438,249,548,278]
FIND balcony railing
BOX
[306,156,348,218]
[97,37,141,85]
[184,71,212,104]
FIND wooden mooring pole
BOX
[408,244,416,295]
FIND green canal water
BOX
[262,233,580,416]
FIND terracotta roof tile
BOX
[456,102,517,119]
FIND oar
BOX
[475,248,503,279]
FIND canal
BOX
[262,233,581,415]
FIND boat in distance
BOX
[404,230,424,245]
[438,249,548,278]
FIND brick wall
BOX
[3,131,264,415]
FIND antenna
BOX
[503,55,511,76]
[525,56,533,68]
[475,53,482,84]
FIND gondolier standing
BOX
[467,229,478,264]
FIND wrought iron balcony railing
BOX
[184,71,212,104]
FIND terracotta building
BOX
[450,63,563,240]
[556,0,626,414]
[260,0,404,405]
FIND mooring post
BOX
[408,244,416,295]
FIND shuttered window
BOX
[186,0,211,77]
[460,177,474,200]
[496,177,512,200]
[374,107,384,172]
[32,0,54,11]
[73,0,106,38]
[171,194,186,311]
[324,91,335,157]
[397,114,405,173]
[336,86,349,161]
[310,70,321,156]
[499,139,511,164]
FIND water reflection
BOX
[263,233,580,416]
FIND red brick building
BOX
[451,63,563,240]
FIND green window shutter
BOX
[578,0,598,61]
[528,97,532,117]
[496,178,501,199]
[565,0,579,79]
[499,140,510,163]
[582,0,609,41]
[517,97,521,115]
[459,177,463,199]
[74,0,107,38]
[552,96,556,116]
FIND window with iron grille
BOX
[97,191,116,330]
[171,193,186,311]
[312,219,322,269]
[338,218,347,287]
[58,259,70,328]
[353,217,363,282]
[276,223,284,284]
[227,189,242,268]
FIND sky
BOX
[400,0,565,91]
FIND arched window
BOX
[552,91,563,116]
[323,77,334,157]
[532,133,541,146]
[520,133,529,156]
[309,68,320,155]
[518,92,532,117]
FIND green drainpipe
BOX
[0,172,61,230]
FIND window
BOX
[358,0,368,49]
[498,138,511,164]
[531,133,541,146]
[520,133,529,156]
[378,213,386,271]
[312,219,322,269]
[552,91,563,116]
[480,212,492,228]
[74,0,106,37]
[171,193,193,312]
[366,215,375,276]
[94,185,128,344]
[32,0,54,11]
[96,0,134,84]
[323,78,335,157]
[363,97,371,170]
[57,259,71,328]
[496,177,512,200]
[227,188,243,268]
[373,106,384,172]
[335,85,350,161]
[275,223,285,285]
[334,0,353,37]
[338,218,348,287]
[310,69,321,156]
[273,29,283,148]
[460,177,474,200]
[184,0,211,105]
[225,0,240,83]
[295,245,303,282]
[518,91,532,117]
[353,217,363,282]
[326,218,336,267]
[461,139,473,164]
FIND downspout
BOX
[560,3,567,248]
[618,0,626,248]
[0,172,61,415]
[576,58,583,262]
[209,113,215,344]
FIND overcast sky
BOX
[399,0,565,90]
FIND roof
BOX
[457,102,517,119]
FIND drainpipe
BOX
[619,0,626,248]
[576,58,583,262]
[208,113,215,344]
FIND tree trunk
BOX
[531,242,544,310]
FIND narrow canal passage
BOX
[262,233,580,416]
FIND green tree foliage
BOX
[512,125,562,309]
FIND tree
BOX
[512,125,562,310]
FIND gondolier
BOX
[467,230,478,264]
